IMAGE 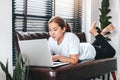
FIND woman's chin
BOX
[53,38,57,41]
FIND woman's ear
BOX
[62,27,66,33]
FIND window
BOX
[12,0,52,32]
[12,0,83,65]
[54,0,82,32]
[13,0,82,32]
[55,0,75,31]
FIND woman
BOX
[48,16,116,64]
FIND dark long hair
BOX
[48,16,72,32]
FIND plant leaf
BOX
[0,61,13,80]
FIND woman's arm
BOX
[52,54,79,64]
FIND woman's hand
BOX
[52,54,79,64]
[52,54,60,62]
[52,54,67,62]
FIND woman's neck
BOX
[57,34,65,45]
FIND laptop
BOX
[18,39,69,67]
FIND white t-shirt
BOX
[48,32,96,60]
[79,43,96,60]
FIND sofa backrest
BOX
[15,31,86,53]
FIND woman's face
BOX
[49,22,66,42]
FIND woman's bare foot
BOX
[101,24,115,36]
[89,21,99,36]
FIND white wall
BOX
[0,0,12,80]
[83,0,120,79]
[82,0,100,43]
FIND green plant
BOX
[0,53,29,80]
[0,60,12,80]
[97,0,112,41]
[13,53,29,80]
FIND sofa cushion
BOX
[16,32,86,42]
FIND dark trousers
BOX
[92,34,116,59]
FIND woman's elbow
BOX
[70,60,78,64]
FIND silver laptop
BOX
[18,39,69,67]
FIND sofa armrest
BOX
[29,57,117,80]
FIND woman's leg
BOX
[89,22,116,59]
[93,34,116,59]
[101,24,115,36]
[89,21,115,37]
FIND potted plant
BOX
[0,53,29,80]
[96,0,112,41]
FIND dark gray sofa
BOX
[15,31,117,80]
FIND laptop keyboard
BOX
[53,62,61,65]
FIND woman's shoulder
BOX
[65,32,78,38]
[65,32,80,42]
[65,32,76,37]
